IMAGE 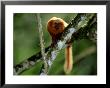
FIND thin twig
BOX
[35,13,48,75]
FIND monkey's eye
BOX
[59,23,63,26]
[60,23,63,25]
[55,22,57,25]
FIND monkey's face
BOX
[47,18,65,35]
[52,19,64,30]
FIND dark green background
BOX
[14,13,97,75]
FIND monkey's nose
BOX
[55,24,59,30]
[55,26,59,30]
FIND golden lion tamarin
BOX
[47,17,73,74]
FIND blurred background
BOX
[14,13,97,75]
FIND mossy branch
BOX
[14,13,97,75]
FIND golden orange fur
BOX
[47,17,73,74]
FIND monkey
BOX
[47,17,73,74]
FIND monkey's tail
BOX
[64,44,73,75]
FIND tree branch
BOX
[14,13,97,75]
